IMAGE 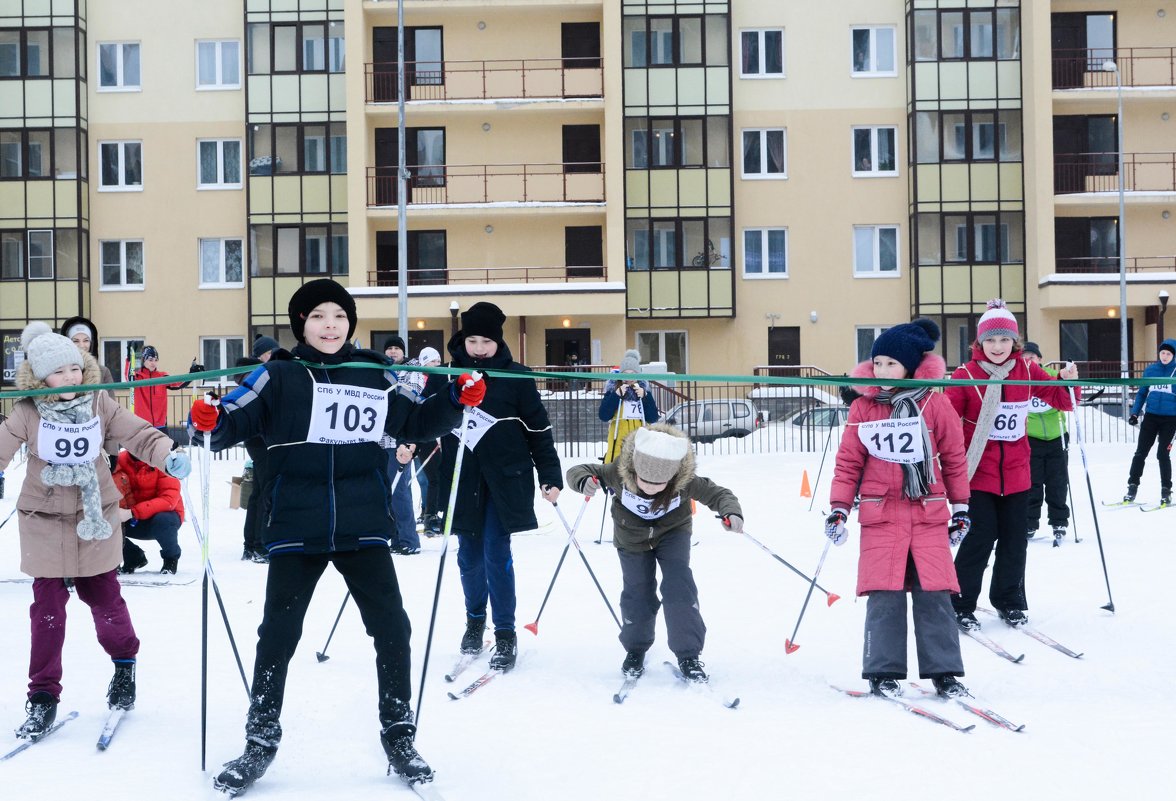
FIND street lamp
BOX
[1160,290,1171,345]
[449,300,460,337]
[1103,59,1129,413]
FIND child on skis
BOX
[598,349,659,463]
[826,319,971,698]
[566,423,743,682]
[946,300,1078,631]
[0,322,189,739]
[189,279,484,794]
[1122,339,1176,507]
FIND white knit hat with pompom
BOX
[20,321,84,381]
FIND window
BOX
[562,125,601,174]
[0,231,23,278]
[853,225,899,276]
[565,226,604,279]
[247,22,344,75]
[740,29,783,77]
[199,238,244,287]
[197,139,242,188]
[97,42,140,90]
[622,15,727,68]
[200,337,246,373]
[743,228,788,278]
[636,330,687,374]
[196,40,240,89]
[0,28,54,78]
[376,230,445,285]
[250,224,348,277]
[851,26,896,76]
[913,9,1018,62]
[934,212,1024,264]
[917,110,1022,163]
[99,240,144,289]
[561,22,601,70]
[852,126,897,176]
[26,230,53,278]
[626,218,731,270]
[249,123,346,176]
[1,229,79,279]
[99,141,142,190]
[102,339,145,382]
[742,129,786,178]
[856,326,888,363]
[0,129,54,179]
[625,116,725,169]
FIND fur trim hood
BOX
[17,351,104,401]
[615,422,695,495]
[850,352,947,399]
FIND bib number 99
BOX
[54,437,90,460]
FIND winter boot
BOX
[676,657,708,683]
[931,675,970,698]
[381,723,435,785]
[1124,483,1139,503]
[868,678,902,698]
[460,615,486,655]
[488,630,518,672]
[107,659,136,710]
[998,608,1028,627]
[15,691,58,739]
[1162,487,1172,507]
[1051,525,1067,544]
[160,557,179,575]
[621,650,646,678]
[213,741,278,796]
[118,543,148,575]
[955,611,981,632]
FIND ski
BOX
[446,669,504,701]
[977,608,1084,658]
[118,576,198,588]
[443,646,488,684]
[959,627,1025,664]
[1141,503,1172,513]
[1102,500,1144,509]
[613,673,642,704]
[663,662,740,709]
[405,778,447,801]
[831,686,974,733]
[908,682,1025,732]
[1,711,80,760]
[96,708,125,750]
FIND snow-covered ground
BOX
[0,442,1171,800]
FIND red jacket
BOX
[945,346,1076,496]
[131,367,187,427]
[830,354,970,595]
[112,450,185,523]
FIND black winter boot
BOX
[621,650,646,678]
[868,677,902,698]
[488,630,517,672]
[676,657,708,683]
[1162,486,1172,507]
[15,691,58,739]
[460,615,486,655]
[118,542,148,574]
[213,741,278,796]
[932,675,970,698]
[381,723,435,784]
[1124,483,1139,503]
[160,557,179,575]
[107,659,136,710]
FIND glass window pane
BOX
[678,18,702,64]
[55,229,78,279]
[248,24,270,74]
[764,31,783,74]
[743,131,760,174]
[623,18,646,68]
[302,24,325,71]
[327,21,345,73]
[917,213,941,264]
[626,220,650,270]
[683,220,705,267]
[875,28,895,72]
[705,16,728,67]
[199,141,218,184]
[652,221,676,267]
[123,143,141,185]
[768,230,787,273]
[223,141,241,183]
[998,111,1022,161]
[941,13,965,59]
[913,11,937,61]
[996,9,1020,60]
[304,227,327,273]
[100,142,119,185]
[664,332,687,375]
[853,129,872,172]
[123,44,140,87]
[970,12,994,59]
[200,239,220,282]
[852,29,870,72]
[249,124,273,175]
[624,119,647,169]
[99,43,118,86]
[943,113,966,160]
[709,218,731,268]
[202,340,220,370]
[680,119,703,167]
[329,123,346,174]
[945,214,968,261]
[303,125,326,172]
[26,30,48,77]
[972,113,996,159]
[0,131,20,177]
[274,126,298,174]
[744,230,762,273]
[706,117,729,167]
[879,228,897,271]
[273,26,297,72]
[1,231,24,278]
[0,31,19,77]
[765,130,785,173]
[101,241,121,285]
[53,28,76,78]
[27,130,49,177]
[915,112,939,163]
[649,19,673,65]
[53,129,77,178]
[225,239,243,282]
[28,231,53,278]
[251,226,274,276]
[741,31,759,75]
[276,228,299,273]
[651,119,675,167]
[125,241,143,284]
[222,41,240,84]
[854,228,874,271]
[330,230,348,275]
[197,42,217,85]
[877,128,895,171]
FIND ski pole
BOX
[1065,436,1081,545]
[415,374,480,727]
[552,500,622,630]
[807,420,837,512]
[0,506,15,533]
[784,539,834,654]
[594,486,610,545]
[1067,387,1115,613]
[524,488,593,635]
[735,525,840,605]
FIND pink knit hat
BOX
[976,299,1019,341]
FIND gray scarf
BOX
[965,359,1018,480]
[34,393,110,541]
[876,387,935,500]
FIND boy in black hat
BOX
[1022,342,1071,542]
[190,278,486,794]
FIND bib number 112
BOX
[870,431,914,455]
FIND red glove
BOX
[458,373,486,407]
[190,398,220,432]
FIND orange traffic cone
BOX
[799,470,812,498]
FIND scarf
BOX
[34,393,110,541]
[875,387,935,500]
[965,359,1018,480]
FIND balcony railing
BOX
[1054,152,1176,194]
[365,58,603,103]
[366,264,605,287]
[1055,256,1176,274]
[1052,47,1176,89]
[366,163,605,206]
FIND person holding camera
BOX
[599,350,659,464]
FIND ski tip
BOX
[826,593,841,607]
[1012,653,1026,663]
[962,724,977,733]
[523,622,539,636]
[315,652,330,663]
[446,692,460,701]
[613,694,624,704]
[726,698,741,709]
[784,640,799,654]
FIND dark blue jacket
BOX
[1131,338,1176,418]
[598,378,659,423]
[204,344,461,555]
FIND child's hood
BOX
[615,421,695,495]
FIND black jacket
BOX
[423,334,562,535]
[206,343,461,555]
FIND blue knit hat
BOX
[871,318,941,376]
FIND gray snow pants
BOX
[862,557,964,680]
[616,528,705,659]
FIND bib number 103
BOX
[324,402,378,434]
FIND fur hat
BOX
[287,278,357,343]
[251,335,279,359]
[460,302,506,343]
[141,345,159,361]
[977,299,1019,342]
[619,349,641,373]
[871,318,940,377]
[383,335,407,353]
[1022,341,1043,359]
[631,426,690,484]
[20,321,84,381]
[418,346,441,365]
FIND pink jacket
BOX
[945,346,1075,496]
[829,354,970,595]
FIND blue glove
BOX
[948,510,970,547]
[165,451,191,480]
[824,509,848,546]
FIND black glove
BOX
[1128,414,1138,426]
[948,511,970,546]
[189,360,205,374]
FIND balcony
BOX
[366,264,605,288]
[366,163,605,207]
[1054,153,1176,195]
[1055,256,1176,275]
[1053,48,1176,90]
[365,58,603,104]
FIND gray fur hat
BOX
[619,349,641,373]
[21,321,84,381]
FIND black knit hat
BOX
[251,335,279,359]
[383,335,407,352]
[871,318,940,376]
[287,278,357,342]
[460,302,506,342]
[1022,341,1043,359]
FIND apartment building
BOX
[2,0,1173,393]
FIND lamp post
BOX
[1160,290,1171,346]
[1104,59,1128,415]
[396,0,408,346]
[449,300,460,338]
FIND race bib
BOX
[856,418,925,464]
[621,398,645,420]
[987,400,1029,442]
[307,383,388,445]
[1028,396,1054,413]
[1151,383,1173,395]
[451,406,498,450]
[37,417,102,465]
[619,487,682,520]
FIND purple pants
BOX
[29,570,140,699]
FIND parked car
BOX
[746,385,843,422]
[781,405,849,428]
[661,399,761,443]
